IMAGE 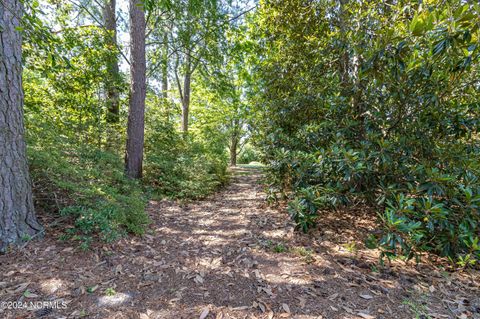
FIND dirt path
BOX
[1,167,479,319]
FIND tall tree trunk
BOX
[353,53,366,142]
[161,33,170,121]
[181,52,191,134]
[104,0,120,123]
[161,32,168,100]
[124,0,146,179]
[338,0,350,94]
[229,119,239,166]
[0,0,43,252]
[230,136,238,166]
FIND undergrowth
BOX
[26,113,228,248]
[28,131,148,247]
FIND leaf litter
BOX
[0,167,478,318]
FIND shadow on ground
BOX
[1,167,479,319]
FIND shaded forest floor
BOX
[1,167,479,319]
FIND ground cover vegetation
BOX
[1,0,479,268]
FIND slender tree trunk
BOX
[124,0,146,179]
[229,118,240,166]
[353,53,366,142]
[338,0,350,94]
[104,0,120,123]
[161,33,170,121]
[230,137,238,166]
[0,0,43,252]
[181,53,191,133]
[161,32,168,100]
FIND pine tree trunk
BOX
[161,33,168,100]
[0,0,43,252]
[124,0,146,179]
[181,53,191,134]
[104,0,120,123]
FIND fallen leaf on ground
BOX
[357,312,375,319]
[199,307,209,319]
[328,293,339,300]
[297,296,306,308]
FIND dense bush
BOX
[265,137,480,265]
[252,1,480,266]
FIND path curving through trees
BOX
[0,167,478,318]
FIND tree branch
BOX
[67,0,131,65]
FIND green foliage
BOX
[22,11,150,246]
[238,144,261,164]
[25,86,228,245]
[143,101,229,199]
[251,0,480,266]
[144,138,229,199]
[273,243,287,253]
[287,188,319,233]
[21,0,480,267]
[104,288,116,296]
[21,1,232,246]
[27,128,149,245]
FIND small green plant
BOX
[375,196,423,263]
[104,288,116,296]
[79,237,92,251]
[291,246,311,256]
[28,143,150,248]
[291,246,315,263]
[287,189,318,233]
[273,243,287,253]
[265,189,278,205]
[402,294,431,319]
[87,285,98,293]
[342,242,357,254]
[21,234,32,242]
[455,254,477,268]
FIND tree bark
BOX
[229,119,239,166]
[230,137,238,166]
[104,0,120,123]
[338,0,350,94]
[124,0,146,179]
[0,0,43,252]
[161,32,170,121]
[161,32,168,100]
[353,53,366,142]
[181,52,191,134]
